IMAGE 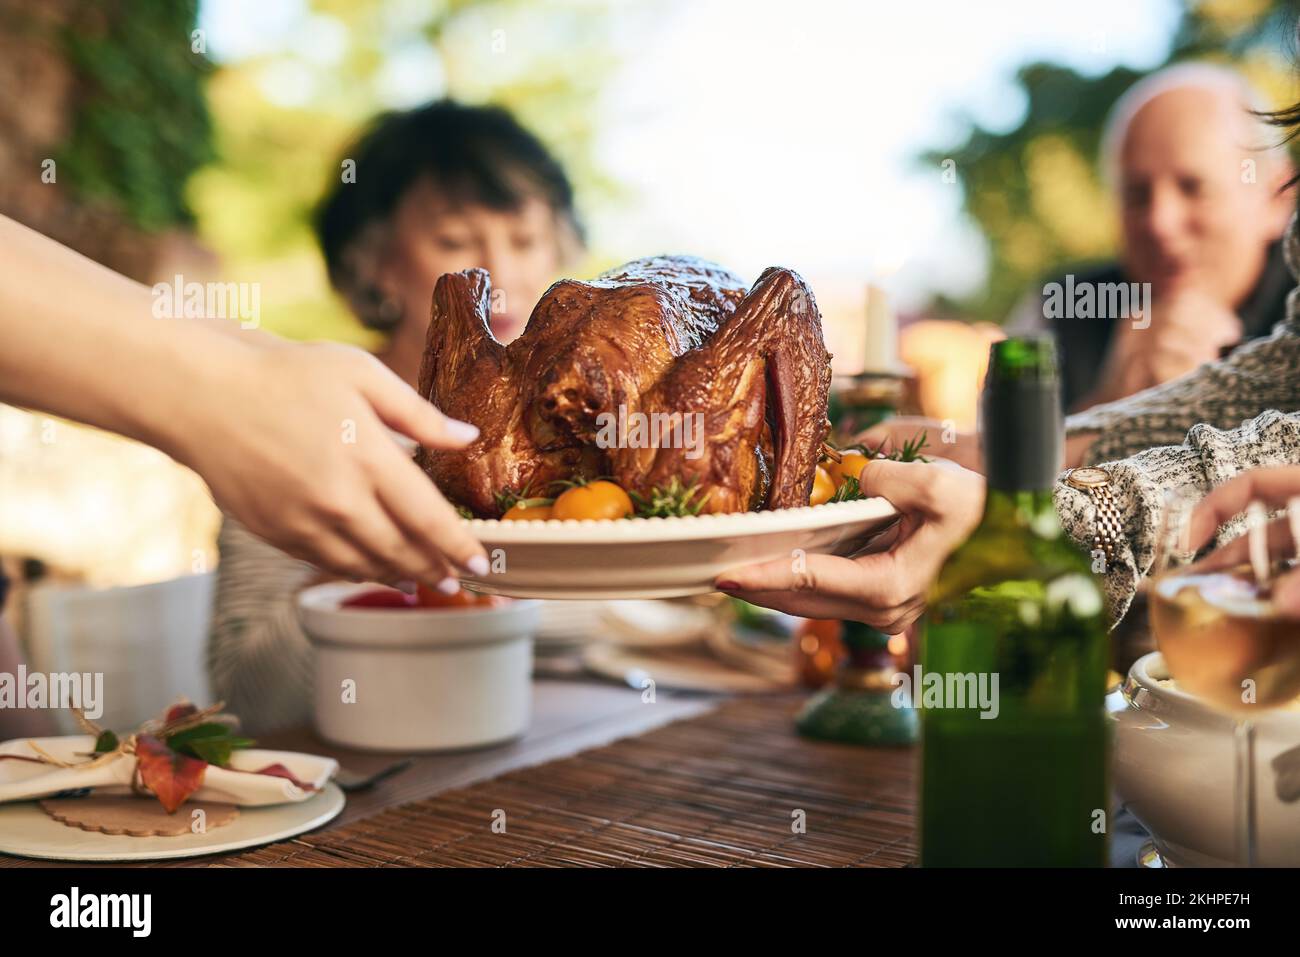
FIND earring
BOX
[355,284,404,331]
[375,296,404,328]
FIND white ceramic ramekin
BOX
[297,583,539,752]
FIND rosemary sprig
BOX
[630,477,712,518]
[829,475,864,503]
[852,429,931,465]
[892,429,930,463]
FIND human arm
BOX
[1072,288,1244,412]
[1055,409,1300,622]
[1063,310,1300,463]
[0,214,485,589]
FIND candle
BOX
[863,283,899,375]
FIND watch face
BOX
[1068,467,1110,488]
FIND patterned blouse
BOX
[1055,218,1300,621]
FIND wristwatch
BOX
[1064,467,1122,569]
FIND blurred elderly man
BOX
[1012,63,1295,411]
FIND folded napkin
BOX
[0,735,337,807]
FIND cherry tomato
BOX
[551,480,634,521]
[501,500,553,521]
[809,465,835,506]
[415,584,501,609]
[826,451,871,489]
[341,588,419,609]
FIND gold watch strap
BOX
[1065,467,1121,569]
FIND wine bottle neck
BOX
[981,394,1062,493]
[980,338,1063,493]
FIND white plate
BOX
[0,782,345,863]
[459,498,898,599]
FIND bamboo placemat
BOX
[215,695,917,868]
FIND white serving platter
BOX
[458,497,899,599]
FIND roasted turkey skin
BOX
[416,255,831,517]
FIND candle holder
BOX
[828,371,908,446]
[795,621,916,746]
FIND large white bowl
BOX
[297,583,540,752]
[458,497,899,599]
[1107,652,1300,867]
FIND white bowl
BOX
[297,583,540,752]
[459,497,899,599]
[1107,651,1300,866]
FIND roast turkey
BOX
[415,255,832,517]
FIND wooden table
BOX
[2,680,920,868]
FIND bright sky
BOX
[200,0,1181,312]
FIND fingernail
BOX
[394,580,417,595]
[445,418,480,443]
[436,576,460,595]
[467,554,490,576]
[715,580,740,592]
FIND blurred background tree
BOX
[188,0,620,345]
[0,0,213,280]
[0,0,223,589]
[923,0,1299,323]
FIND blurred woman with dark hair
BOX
[210,101,584,732]
[318,98,585,372]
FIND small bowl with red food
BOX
[296,582,540,752]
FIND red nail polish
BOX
[715,580,740,591]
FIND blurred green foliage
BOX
[58,0,213,229]
[927,0,1299,323]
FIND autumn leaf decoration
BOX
[100,701,255,813]
[134,734,209,814]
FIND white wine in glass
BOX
[1151,562,1300,713]
[1149,495,1300,867]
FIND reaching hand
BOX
[715,460,986,632]
[1097,289,1242,402]
[1186,465,1300,615]
[176,338,488,590]
[0,214,487,591]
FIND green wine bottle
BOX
[918,337,1109,867]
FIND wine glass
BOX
[1147,491,1300,867]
